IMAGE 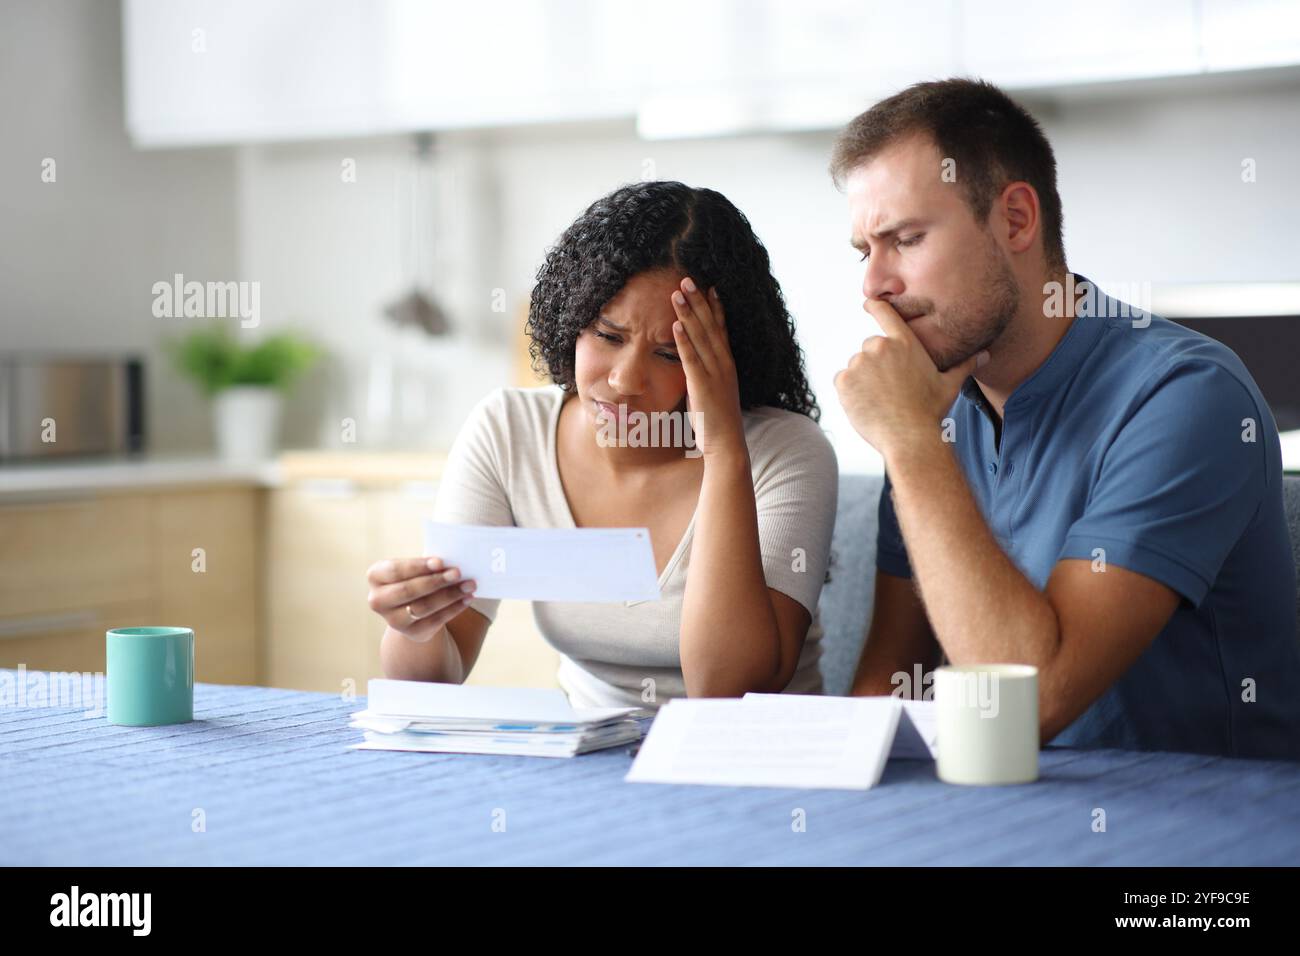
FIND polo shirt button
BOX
[987,461,997,475]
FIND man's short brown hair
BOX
[830,77,1066,271]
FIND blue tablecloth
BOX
[3,671,1299,866]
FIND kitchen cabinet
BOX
[637,0,962,138]
[264,458,559,694]
[1201,0,1300,71]
[152,488,260,684]
[124,0,393,147]
[263,480,375,692]
[0,487,259,683]
[0,601,153,676]
[123,0,643,148]
[125,0,1300,147]
[0,454,559,694]
[960,0,1204,89]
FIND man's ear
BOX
[1001,181,1041,256]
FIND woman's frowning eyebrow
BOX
[596,315,676,347]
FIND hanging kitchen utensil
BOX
[383,131,451,337]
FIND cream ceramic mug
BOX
[935,664,1039,786]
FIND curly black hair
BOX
[526,181,820,421]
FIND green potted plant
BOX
[165,326,322,461]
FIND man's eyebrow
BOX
[851,218,926,250]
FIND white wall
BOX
[0,0,239,454]
[233,133,511,452]
[1046,78,1300,284]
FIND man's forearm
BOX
[851,625,942,697]
[852,646,913,696]
[885,435,1060,669]
[679,452,784,696]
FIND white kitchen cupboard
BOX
[1201,0,1300,72]
[124,0,1300,145]
[124,0,393,147]
[123,0,645,147]
[959,0,1205,90]
[636,0,963,138]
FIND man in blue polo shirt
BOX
[832,78,1300,760]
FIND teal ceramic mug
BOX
[106,626,194,726]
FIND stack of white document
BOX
[625,693,938,790]
[349,679,643,758]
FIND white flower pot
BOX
[213,386,283,462]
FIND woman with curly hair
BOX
[368,181,838,707]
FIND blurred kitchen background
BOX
[3,0,1300,692]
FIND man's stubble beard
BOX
[928,241,1020,373]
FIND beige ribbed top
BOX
[432,385,838,709]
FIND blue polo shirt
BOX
[876,275,1300,760]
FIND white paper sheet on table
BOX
[423,521,660,603]
[744,693,939,760]
[362,678,637,726]
[625,695,905,790]
[895,698,940,759]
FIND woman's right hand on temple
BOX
[366,556,477,643]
